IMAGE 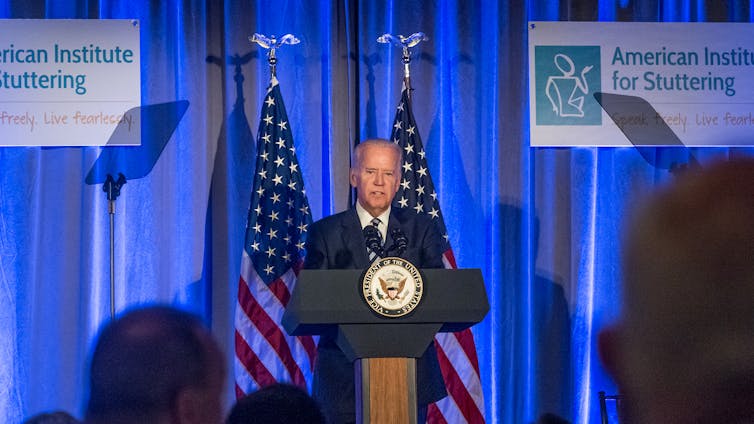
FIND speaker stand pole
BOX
[103,173,126,319]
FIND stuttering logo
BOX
[535,45,602,125]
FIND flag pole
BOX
[377,32,429,101]
[103,173,126,319]
[402,44,411,97]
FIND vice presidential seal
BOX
[362,257,423,317]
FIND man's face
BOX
[350,144,401,217]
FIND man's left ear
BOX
[349,168,357,188]
[174,387,202,424]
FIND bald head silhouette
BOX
[85,306,226,424]
[599,158,754,424]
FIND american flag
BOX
[390,85,486,423]
[234,76,317,398]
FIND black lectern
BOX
[282,268,488,424]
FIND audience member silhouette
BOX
[23,410,80,424]
[226,383,325,424]
[84,305,226,424]
[598,158,754,424]
[532,412,571,424]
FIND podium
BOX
[282,267,488,424]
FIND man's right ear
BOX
[597,324,623,385]
[349,169,357,187]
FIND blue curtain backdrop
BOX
[2,1,753,423]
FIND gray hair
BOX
[351,138,403,173]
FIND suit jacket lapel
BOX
[341,209,370,268]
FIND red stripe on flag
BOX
[272,264,318,366]
[454,329,481,375]
[442,249,458,268]
[299,331,317,366]
[235,383,246,399]
[234,329,276,389]
[427,404,449,424]
[292,259,304,275]
[268,278,290,308]
[237,275,307,386]
[435,340,485,424]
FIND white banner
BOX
[529,22,754,147]
[0,19,140,146]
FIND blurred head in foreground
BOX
[226,383,325,424]
[23,411,80,424]
[599,158,754,424]
[85,305,226,424]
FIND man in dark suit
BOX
[304,138,447,424]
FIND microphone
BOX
[363,225,384,258]
[387,228,408,256]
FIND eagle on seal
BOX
[379,276,406,300]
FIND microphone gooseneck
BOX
[388,228,408,256]
[363,225,384,258]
